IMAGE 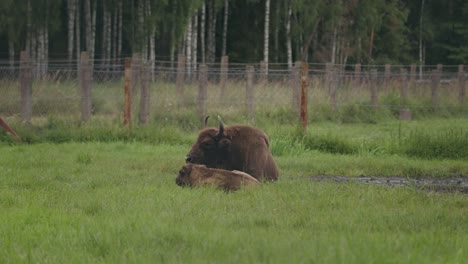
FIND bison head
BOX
[185,116,231,167]
[176,164,194,187]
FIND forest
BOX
[0,0,467,69]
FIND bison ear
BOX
[183,164,192,175]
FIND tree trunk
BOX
[112,3,117,61]
[67,0,76,64]
[76,0,81,68]
[8,39,14,68]
[26,0,32,54]
[221,0,229,56]
[170,2,177,68]
[106,7,111,67]
[31,34,37,78]
[419,0,425,79]
[186,15,193,78]
[285,0,292,70]
[357,37,361,63]
[138,0,145,57]
[147,0,155,78]
[207,0,212,63]
[101,0,108,67]
[38,27,45,78]
[263,0,270,76]
[201,1,206,64]
[85,0,92,53]
[368,27,374,60]
[192,11,199,74]
[84,0,97,67]
[91,0,97,67]
[44,21,49,77]
[118,0,122,57]
[331,26,337,64]
[274,0,279,63]
[208,0,216,63]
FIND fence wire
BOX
[0,59,467,128]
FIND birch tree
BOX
[221,0,229,56]
[186,13,193,77]
[207,0,216,63]
[67,0,76,64]
[419,0,425,79]
[263,0,270,75]
[84,0,97,67]
[285,0,292,69]
[192,11,199,74]
[118,0,122,58]
[101,0,110,67]
[201,1,206,63]
[76,0,81,67]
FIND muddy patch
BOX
[309,175,468,194]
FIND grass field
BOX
[1,68,467,262]
[1,83,468,263]
[1,139,467,263]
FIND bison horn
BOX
[204,116,210,127]
[216,115,225,139]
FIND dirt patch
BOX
[309,175,468,194]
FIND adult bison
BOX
[185,116,279,181]
[176,164,260,191]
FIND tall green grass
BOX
[2,115,468,163]
[1,79,467,124]
[0,142,467,263]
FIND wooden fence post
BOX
[198,64,208,118]
[246,65,255,122]
[431,69,440,111]
[458,65,465,105]
[325,63,332,93]
[80,52,92,122]
[410,64,416,85]
[124,58,132,128]
[20,51,32,124]
[291,61,301,113]
[384,64,391,90]
[329,65,338,112]
[354,63,361,90]
[220,55,228,98]
[300,62,308,132]
[131,53,141,96]
[139,62,150,125]
[259,60,267,83]
[370,69,378,108]
[399,69,411,120]
[176,53,185,95]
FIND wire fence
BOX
[0,52,467,129]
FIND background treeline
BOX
[0,0,467,69]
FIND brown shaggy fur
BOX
[185,118,279,182]
[176,164,261,191]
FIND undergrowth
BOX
[1,111,467,161]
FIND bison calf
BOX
[176,164,260,191]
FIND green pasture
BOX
[0,142,467,263]
[1,78,467,262]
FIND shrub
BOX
[300,133,355,155]
[402,129,468,160]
